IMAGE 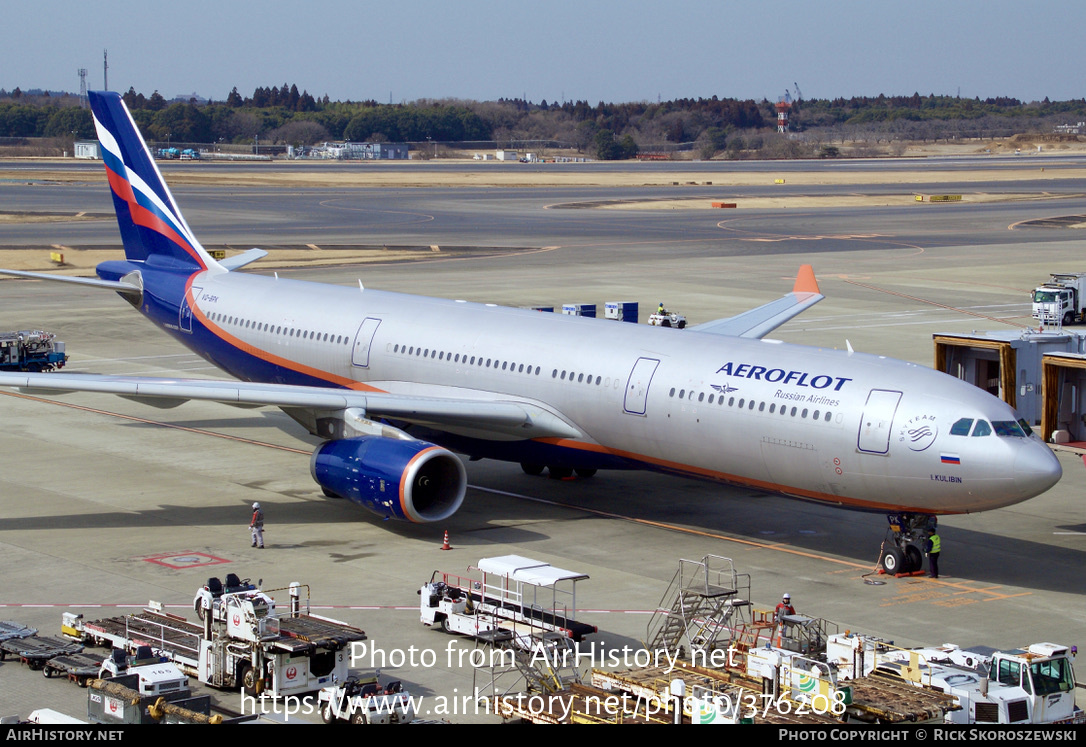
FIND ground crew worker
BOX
[658,302,666,316]
[774,593,796,621]
[927,530,941,578]
[250,502,265,549]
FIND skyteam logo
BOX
[898,414,938,452]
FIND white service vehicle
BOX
[317,677,415,724]
[98,645,189,697]
[420,555,596,647]
[826,634,1084,725]
[1032,272,1086,326]
[647,306,687,329]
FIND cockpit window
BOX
[971,420,992,437]
[1018,418,1034,436]
[950,418,973,436]
[992,420,1026,437]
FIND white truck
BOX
[827,635,1084,725]
[1032,273,1086,326]
[317,677,415,724]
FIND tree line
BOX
[1,85,1084,160]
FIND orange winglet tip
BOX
[793,264,820,294]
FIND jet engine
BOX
[310,436,466,522]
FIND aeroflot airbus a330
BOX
[0,92,1063,557]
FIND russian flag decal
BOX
[941,454,961,465]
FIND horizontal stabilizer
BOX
[692,265,823,339]
[220,248,268,271]
[0,269,143,297]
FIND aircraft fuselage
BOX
[110,260,1062,516]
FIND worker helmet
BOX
[782,593,791,601]
[252,502,261,510]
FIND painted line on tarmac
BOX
[471,485,870,569]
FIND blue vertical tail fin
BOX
[88,91,219,272]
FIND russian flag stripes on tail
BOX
[88,91,219,272]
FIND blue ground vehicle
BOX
[0,330,67,372]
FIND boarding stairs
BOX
[645,555,751,659]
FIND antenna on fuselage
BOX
[846,339,854,354]
[358,280,364,292]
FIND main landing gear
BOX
[880,513,936,575]
[520,463,597,480]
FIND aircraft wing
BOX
[691,264,823,339]
[0,371,582,440]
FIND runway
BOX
[0,159,1084,723]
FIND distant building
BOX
[309,142,409,160]
[74,140,101,159]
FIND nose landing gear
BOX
[880,513,936,575]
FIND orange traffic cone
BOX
[440,530,452,551]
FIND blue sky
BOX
[5,1,1083,104]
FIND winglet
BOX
[793,264,820,295]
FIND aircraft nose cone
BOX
[1014,444,1063,497]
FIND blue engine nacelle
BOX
[310,437,466,522]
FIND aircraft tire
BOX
[882,548,905,575]
[520,462,545,476]
[904,545,923,573]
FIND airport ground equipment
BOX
[870,641,1084,725]
[645,555,751,660]
[0,330,66,372]
[317,676,415,724]
[0,621,37,644]
[86,675,231,724]
[420,555,597,647]
[0,633,83,669]
[561,303,596,317]
[1032,272,1086,326]
[41,651,105,687]
[879,513,935,575]
[604,301,638,323]
[647,309,687,329]
[98,645,189,697]
[62,582,367,698]
[192,573,271,621]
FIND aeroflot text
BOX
[715,362,852,391]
